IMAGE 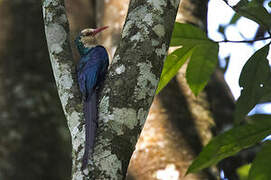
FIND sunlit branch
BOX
[216,36,271,43]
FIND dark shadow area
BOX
[205,69,238,179]
[159,77,216,179]
[159,77,204,154]
[205,69,235,133]
[0,1,71,179]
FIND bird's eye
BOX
[85,32,93,36]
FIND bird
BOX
[75,26,109,170]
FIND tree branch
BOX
[42,0,180,179]
[42,0,85,178]
[216,36,271,43]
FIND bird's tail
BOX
[82,92,98,170]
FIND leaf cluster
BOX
[156,23,219,96]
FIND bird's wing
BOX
[85,64,99,95]
[77,58,98,100]
[77,46,109,100]
[77,68,87,99]
[88,46,109,81]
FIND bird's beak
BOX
[93,26,109,36]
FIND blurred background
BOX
[0,0,270,179]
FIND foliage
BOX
[156,23,218,96]
[233,0,271,31]
[156,45,194,93]
[234,44,271,124]
[237,164,251,180]
[248,141,271,180]
[187,114,271,174]
[156,0,271,179]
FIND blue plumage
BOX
[77,45,109,101]
[75,29,109,170]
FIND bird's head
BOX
[75,26,108,56]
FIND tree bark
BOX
[42,0,180,179]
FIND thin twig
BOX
[216,36,271,43]
[221,0,233,9]
[221,0,271,36]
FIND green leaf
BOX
[234,44,270,124]
[248,142,271,180]
[233,0,271,30]
[186,114,271,174]
[186,42,219,96]
[237,164,251,180]
[170,22,212,47]
[260,87,271,102]
[259,78,271,103]
[156,46,194,94]
[157,22,217,94]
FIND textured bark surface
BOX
[0,1,71,179]
[42,1,86,179]
[42,0,180,179]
